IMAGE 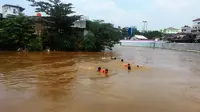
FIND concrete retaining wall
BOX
[120,41,200,52]
[155,43,200,52]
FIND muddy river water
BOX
[0,46,200,112]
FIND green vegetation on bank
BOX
[0,13,38,51]
[0,0,122,51]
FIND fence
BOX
[120,40,200,52]
[155,43,200,52]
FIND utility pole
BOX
[146,21,148,32]
[143,21,147,32]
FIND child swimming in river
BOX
[97,67,109,77]
[124,64,131,71]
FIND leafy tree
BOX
[83,20,122,51]
[27,0,81,50]
[143,31,162,39]
[0,0,123,51]
[0,14,37,50]
[28,36,43,51]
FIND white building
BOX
[130,35,148,40]
[192,18,200,34]
[72,16,88,29]
[160,27,180,34]
[181,25,192,33]
[2,4,25,18]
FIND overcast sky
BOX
[0,0,200,30]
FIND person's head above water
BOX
[128,65,131,70]
[105,69,108,73]
[121,59,124,62]
[125,64,130,67]
[97,67,101,71]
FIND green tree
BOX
[27,0,81,50]
[83,20,122,51]
[28,36,43,51]
[143,31,162,39]
[0,14,37,50]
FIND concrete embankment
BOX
[120,40,200,52]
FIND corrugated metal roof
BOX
[131,35,148,40]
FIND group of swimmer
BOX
[97,67,109,77]
[96,56,142,77]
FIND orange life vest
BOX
[100,69,105,73]
[100,69,108,74]
[125,64,128,67]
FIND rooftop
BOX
[193,18,200,22]
[131,35,148,40]
[166,27,179,30]
[2,4,25,12]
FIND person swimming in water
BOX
[124,64,131,71]
[125,64,129,67]
[105,69,109,77]
[97,67,102,72]
[121,59,124,62]
[128,64,131,71]
[105,69,108,73]
[111,56,117,60]
[97,67,109,76]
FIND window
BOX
[13,9,16,14]
[198,22,200,24]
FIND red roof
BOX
[193,18,200,22]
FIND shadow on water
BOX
[1,47,200,112]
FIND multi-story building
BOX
[191,18,200,34]
[181,25,192,34]
[2,4,25,18]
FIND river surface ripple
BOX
[0,47,200,112]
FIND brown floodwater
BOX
[0,46,200,112]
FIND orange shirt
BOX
[100,69,108,74]
[100,69,105,73]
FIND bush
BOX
[82,31,97,51]
[28,36,43,51]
